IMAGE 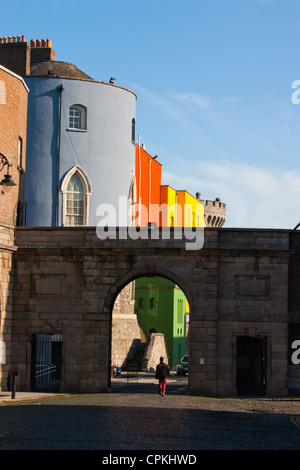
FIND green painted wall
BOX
[135,277,187,367]
[173,287,187,365]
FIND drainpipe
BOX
[57,84,64,226]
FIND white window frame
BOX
[60,166,92,226]
[68,104,87,130]
[128,176,136,227]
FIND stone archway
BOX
[106,266,196,390]
[105,266,195,315]
[11,226,293,397]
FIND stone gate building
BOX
[1,225,299,397]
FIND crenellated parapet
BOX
[195,193,226,227]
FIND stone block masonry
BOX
[0,225,17,388]
[2,226,299,397]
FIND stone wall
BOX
[0,225,17,389]
[288,232,300,394]
[142,333,168,372]
[5,226,299,397]
[111,281,142,368]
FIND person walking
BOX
[155,356,169,396]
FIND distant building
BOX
[133,144,204,367]
[134,144,162,226]
[160,186,204,228]
[135,277,188,367]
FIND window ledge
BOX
[67,128,87,133]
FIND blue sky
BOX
[2,0,300,228]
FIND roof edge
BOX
[0,64,29,92]
[24,74,137,98]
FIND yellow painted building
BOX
[160,185,204,228]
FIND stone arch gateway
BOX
[105,266,195,316]
[108,266,195,376]
[8,226,299,397]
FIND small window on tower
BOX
[131,118,135,142]
[69,105,87,130]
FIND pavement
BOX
[0,372,299,451]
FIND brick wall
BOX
[0,41,31,77]
[0,38,55,78]
[0,66,28,226]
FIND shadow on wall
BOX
[121,338,144,371]
[122,333,168,372]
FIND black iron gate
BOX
[31,334,62,392]
[236,336,267,396]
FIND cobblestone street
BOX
[0,373,299,451]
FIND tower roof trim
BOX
[29,60,93,80]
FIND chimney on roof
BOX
[0,35,55,76]
[30,38,55,64]
[0,34,31,75]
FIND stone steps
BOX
[125,328,147,371]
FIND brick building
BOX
[0,64,28,226]
[0,63,28,383]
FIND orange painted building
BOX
[135,144,162,226]
[134,143,204,228]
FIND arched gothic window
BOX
[66,173,84,226]
[128,176,136,226]
[60,166,92,226]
